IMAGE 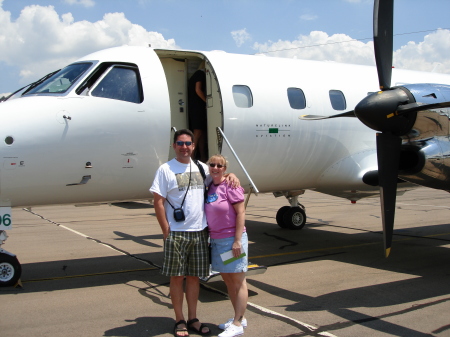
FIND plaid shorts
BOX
[162,228,210,277]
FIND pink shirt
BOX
[204,180,245,239]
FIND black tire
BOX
[282,207,306,230]
[276,206,291,228]
[0,253,22,287]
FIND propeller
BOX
[300,0,450,256]
[362,0,397,257]
[301,0,404,257]
[373,0,394,91]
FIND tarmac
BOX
[1,187,450,337]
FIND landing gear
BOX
[0,230,22,287]
[276,206,306,230]
[275,193,307,230]
[276,206,291,228]
[283,207,306,230]
[0,252,22,287]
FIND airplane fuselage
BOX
[1,46,450,208]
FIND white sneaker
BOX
[218,318,247,330]
[218,323,244,337]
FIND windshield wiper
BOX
[1,69,61,103]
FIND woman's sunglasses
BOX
[209,163,224,168]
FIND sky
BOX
[1,0,450,97]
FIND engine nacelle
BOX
[398,83,450,190]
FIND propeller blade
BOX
[299,110,355,120]
[376,132,401,257]
[373,0,394,90]
[394,100,450,115]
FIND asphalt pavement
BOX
[1,188,450,337]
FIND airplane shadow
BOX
[6,215,450,335]
[113,231,163,248]
[112,201,154,209]
[241,218,450,336]
[246,276,450,336]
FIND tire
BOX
[282,207,306,230]
[0,253,22,287]
[276,206,291,228]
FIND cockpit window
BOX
[90,65,142,103]
[24,63,92,95]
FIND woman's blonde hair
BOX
[206,154,228,169]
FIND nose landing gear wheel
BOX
[0,253,22,287]
[282,207,306,230]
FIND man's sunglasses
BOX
[175,141,192,146]
[209,163,225,168]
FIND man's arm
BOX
[224,172,240,188]
[153,193,170,240]
[195,81,206,102]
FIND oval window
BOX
[232,85,253,108]
[329,90,346,110]
[287,88,306,109]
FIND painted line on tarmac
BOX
[250,241,380,260]
[22,267,159,283]
[23,208,337,336]
[202,282,338,337]
[351,199,450,209]
[22,208,162,269]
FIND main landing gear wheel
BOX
[0,253,22,287]
[276,206,291,228]
[280,207,306,230]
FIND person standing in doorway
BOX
[188,61,207,162]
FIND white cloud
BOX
[253,29,450,74]
[0,4,178,84]
[393,29,450,74]
[300,14,317,21]
[63,0,95,8]
[231,28,251,47]
[253,31,375,66]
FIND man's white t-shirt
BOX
[150,158,209,231]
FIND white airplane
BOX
[1,0,450,287]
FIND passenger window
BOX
[232,85,253,108]
[329,90,346,110]
[91,66,142,103]
[287,88,306,109]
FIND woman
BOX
[204,154,248,337]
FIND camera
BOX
[173,208,185,222]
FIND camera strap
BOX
[194,159,206,181]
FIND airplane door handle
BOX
[66,175,91,186]
[178,99,184,106]
[63,115,72,120]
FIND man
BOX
[150,129,239,336]
[188,63,207,162]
